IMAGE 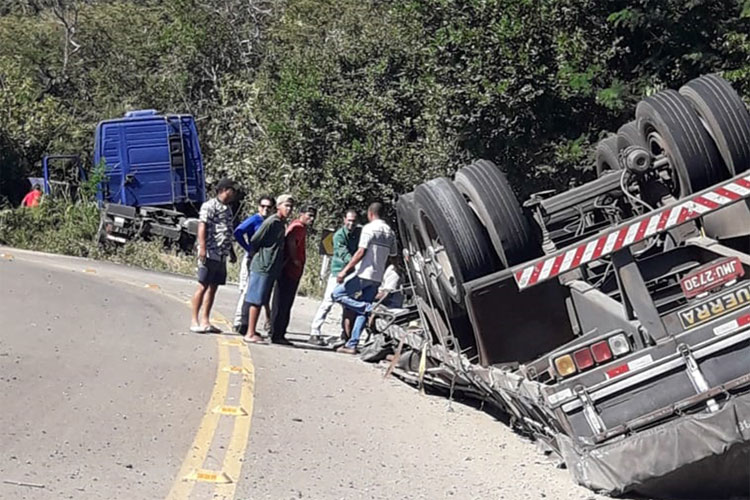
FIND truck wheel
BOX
[415,177,498,307]
[454,160,540,268]
[396,193,428,300]
[616,120,648,151]
[679,74,750,176]
[595,135,621,177]
[636,89,727,197]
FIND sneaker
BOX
[307,335,327,347]
[336,345,357,355]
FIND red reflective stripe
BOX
[736,178,750,189]
[570,245,586,268]
[693,195,720,210]
[738,314,750,327]
[528,261,544,286]
[676,206,692,224]
[634,218,649,242]
[549,254,565,277]
[715,187,742,201]
[606,364,629,379]
[590,236,607,260]
[656,209,671,231]
[515,269,526,283]
[613,227,628,251]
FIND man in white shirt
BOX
[376,260,404,309]
[332,202,397,354]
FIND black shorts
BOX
[197,258,227,286]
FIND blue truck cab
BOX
[94,109,206,208]
[91,110,207,247]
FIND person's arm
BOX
[197,222,207,261]
[233,216,255,254]
[333,230,353,264]
[286,226,302,269]
[197,202,212,261]
[337,247,366,283]
[337,225,371,282]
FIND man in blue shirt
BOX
[232,195,275,333]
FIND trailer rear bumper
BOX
[559,389,750,497]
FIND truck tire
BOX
[679,74,750,176]
[414,177,498,307]
[454,160,539,267]
[617,120,648,151]
[595,135,621,177]
[636,89,727,196]
[396,193,428,300]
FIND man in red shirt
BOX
[21,184,43,208]
[269,205,316,344]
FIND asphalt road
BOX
[0,247,611,500]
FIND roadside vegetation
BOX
[1,0,749,288]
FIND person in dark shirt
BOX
[232,195,275,333]
[243,194,294,344]
[269,205,317,345]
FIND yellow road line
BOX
[165,338,231,500]
[214,345,256,499]
[7,251,258,500]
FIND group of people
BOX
[189,178,401,354]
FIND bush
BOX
[0,198,102,257]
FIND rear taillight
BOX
[590,341,613,363]
[554,333,632,378]
[608,334,630,356]
[554,355,577,377]
[573,348,594,370]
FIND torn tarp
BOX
[559,391,750,498]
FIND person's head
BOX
[216,178,239,204]
[343,208,357,231]
[298,205,317,226]
[32,184,42,192]
[257,195,274,218]
[276,194,295,220]
[367,202,383,222]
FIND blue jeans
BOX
[332,276,379,348]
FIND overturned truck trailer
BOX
[386,74,750,497]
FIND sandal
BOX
[190,325,209,334]
[243,335,267,344]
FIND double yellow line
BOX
[165,320,256,500]
[5,251,257,500]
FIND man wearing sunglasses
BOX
[232,195,275,334]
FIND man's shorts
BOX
[197,258,227,286]
[245,271,274,306]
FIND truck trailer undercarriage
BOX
[383,74,750,497]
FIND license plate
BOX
[678,282,750,329]
[680,257,744,299]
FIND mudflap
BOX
[558,391,750,498]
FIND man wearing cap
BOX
[269,205,317,344]
[191,178,238,333]
[243,194,295,344]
